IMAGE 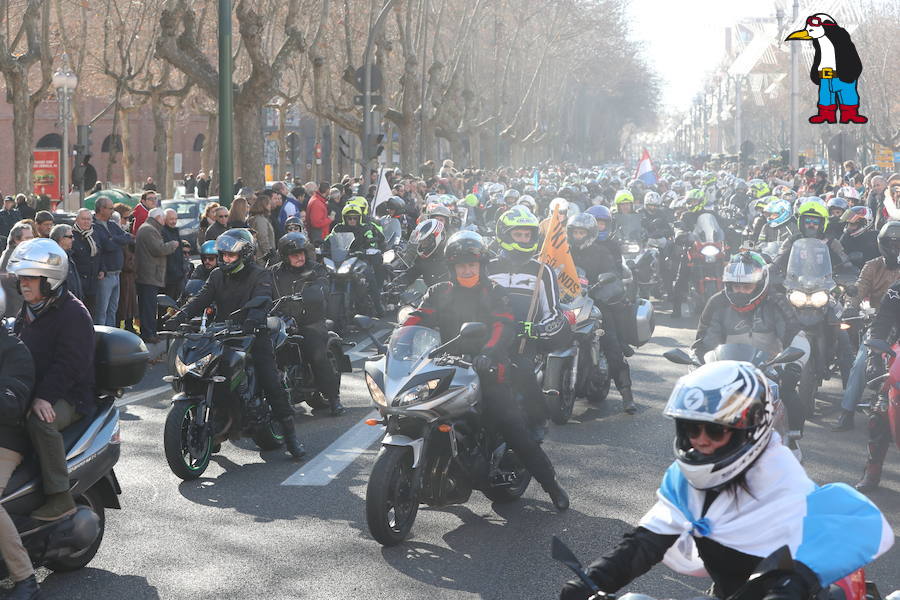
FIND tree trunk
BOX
[233,100,265,190]
[120,107,135,191]
[6,73,36,195]
[448,134,464,164]
[106,100,121,185]
[151,96,168,194]
[277,106,287,179]
[165,109,177,197]
[398,118,416,174]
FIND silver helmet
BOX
[7,238,69,291]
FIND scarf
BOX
[74,222,98,257]
[639,434,894,586]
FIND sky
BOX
[625,0,784,111]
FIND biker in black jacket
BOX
[271,232,344,416]
[839,207,879,270]
[391,218,449,289]
[164,229,306,461]
[402,230,569,510]
[567,214,635,413]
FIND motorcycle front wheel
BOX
[548,367,576,425]
[164,399,213,480]
[366,446,419,546]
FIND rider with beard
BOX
[324,203,387,315]
[773,200,851,276]
[402,231,570,510]
[839,206,879,270]
[270,232,344,417]
[163,229,307,461]
[567,213,636,413]
[392,219,448,288]
[693,252,810,449]
[488,206,572,439]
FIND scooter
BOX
[0,326,148,575]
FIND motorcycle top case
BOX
[622,298,655,347]
[94,326,151,391]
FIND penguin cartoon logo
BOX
[785,13,867,125]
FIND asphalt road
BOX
[32,314,900,600]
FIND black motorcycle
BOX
[159,296,287,480]
[1,326,147,575]
[320,232,382,334]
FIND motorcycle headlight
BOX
[337,262,352,275]
[700,245,720,258]
[809,291,829,308]
[624,244,641,254]
[788,290,808,307]
[365,373,387,407]
[175,353,213,376]
[394,379,442,407]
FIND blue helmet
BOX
[585,205,613,241]
[199,240,217,257]
[764,199,793,228]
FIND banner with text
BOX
[33,149,60,200]
[538,205,581,303]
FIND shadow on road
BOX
[40,568,160,599]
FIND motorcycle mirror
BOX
[242,296,269,310]
[550,537,600,593]
[767,346,805,366]
[157,294,178,310]
[459,322,487,340]
[663,348,694,365]
[864,339,895,359]
[354,314,374,331]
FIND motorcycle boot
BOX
[613,365,637,414]
[6,574,39,600]
[30,491,76,522]
[856,412,890,492]
[831,409,855,432]
[328,394,345,417]
[542,479,570,511]
[280,417,307,461]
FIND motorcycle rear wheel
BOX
[366,446,419,546]
[164,400,212,480]
[252,419,285,451]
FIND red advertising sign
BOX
[33,149,61,200]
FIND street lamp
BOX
[52,54,77,208]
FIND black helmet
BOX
[214,228,255,274]
[444,230,489,266]
[284,216,303,232]
[386,196,405,214]
[278,232,314,267]
[878,221,900,268]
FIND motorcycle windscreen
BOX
[702,343,773,366]
[328,232,357,265]
[381,218,402,247]
[616,213,642,242]
[385,326,442,382]
[783,238,833,292]
[693,213,724,243]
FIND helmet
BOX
[664,361,775,491]
[566,213,599,251]
[764,198,793,228]
[503,189,521,205]
[613,190,634,207]
[277,231,315,265]
[444,230,489,266]
[385,196,406,215]
[425,203,453,225]
[826,197,849,214]
[686,188,706,212]
[585,205,613,241]
[842,206,873,238]
[796,200,828,237]
[284,216,303,232]
[733,178,748,193]
[496,206,541,256]
[723,251,769,311]
[341,203,364,223]
[409,218,446,259]
[749,179,770,199]
[752,196,772,212]
[643,191,662,208]
[214,228,255,274]
[7,238,69,292]
[662,190,677,206]
[463,193,479,208]
[517,195,538,214]
[878,221,900,268]
[836,186,860,200]
[199,240,218,258]
[672,180,687,196]
[346,197,369,220]
[548,197,569,216]
[779,188,798,203]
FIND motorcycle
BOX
[359,317,533,546]
[863,339,900,451]
[550,536,882,600]
[320,232,381,334]
[159,296,289,480]
[269,291,352,413]
[0,326,147,575]
[685,213,728,317]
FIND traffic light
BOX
[364,133,384,162]
[76,125,92,157]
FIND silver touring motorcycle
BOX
[359,317,532,546]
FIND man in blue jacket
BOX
[8,239,95,522]
[93,197,133,326]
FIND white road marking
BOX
[115,384,171,407]
[281,410,385,486]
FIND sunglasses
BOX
[806,16,835,27]
[678,420,730,441]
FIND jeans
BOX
[817,77,860,105]
[95,271,121,327]
[136,282,160,339]
[842,341,869,412]
[0,448,32,581]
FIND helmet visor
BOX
[214,235,245,253]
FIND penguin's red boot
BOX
[808,104,837,124]
[839,104,868,124]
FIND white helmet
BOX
[664,361,775,490]
[517,195,538,215]
[643,191,662,207]
[7,238,69,291]
[549,197,569,216]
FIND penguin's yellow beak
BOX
[785,29,812,41]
